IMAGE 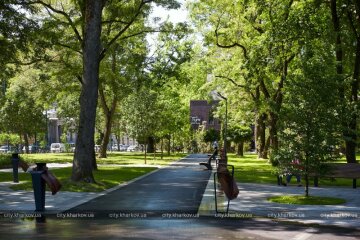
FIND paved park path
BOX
[68,154,211,217]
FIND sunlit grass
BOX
[19,152,187,166]
[227,153,276,184]
[268,195,346,205]
[227,153,357,187]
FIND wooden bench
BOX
[312,163,360,189]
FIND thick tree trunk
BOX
[237,142,244,156]
[345,42,360,163]
[263,136,270,159]
[330,0,357,163]
[72,0,103,183]
[147,136,155,153]
[269,112,279,152]
[255,113,267,158]
[345,6,360,163]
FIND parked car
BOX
[127,145,139,152]
[120,145,129,151]
[50,143,65,153]
[0,145,10,153]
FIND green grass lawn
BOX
[228,153,358,187]
[268,195,346,205]
[228,154,276,184]
[4,166,156,192]
[18,152,187,166]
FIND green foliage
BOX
[273,40,342,196]
[0,1,38,80]
[0,71,46,138]
[203,128,220,143]
[0,133,20,145]
[228,125,252,143]
[0,154,12,168]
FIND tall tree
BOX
[189,0,299,158]
[0,69,46,151]
[19,0,181,182]
[274,40,341,197]
[0,1,38,98]
[71,0,104,182]
[329,0,360,163]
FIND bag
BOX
[41,170,62,195]
[217,166,239,200]
[19,159,29,172]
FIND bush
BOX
[0,154,12,168]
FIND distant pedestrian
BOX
[283,159,302,187]
[207,141,219,168]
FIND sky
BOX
[146,0,189,53]
[150,0,188,24]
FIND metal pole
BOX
[224,98,228,163]
[217,92,228,163]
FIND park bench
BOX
[312,163,360,189]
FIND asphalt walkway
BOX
[67,154,211,217]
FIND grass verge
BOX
[6,166,156,192]
[268,195,346,205]
[227,153,358,187]
[19,152,187,166]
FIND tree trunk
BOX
[147,136,155,153]
[172,134,175,153]
[23,133,29,154]
[269,112,279,152]
[167,134,171,156]
[98,112,112,158]
[237,142,244,156]
[263,136,270,159]
[144,144,147,164]
[98,47,119,158]
[330,0,357,163]
[345,40,360,163]
[255,113,267,158]
[345,6,360,163]
[161,138,164,160]
[305,173,309,197]
[98,93,117,158]
[72,0,103,183]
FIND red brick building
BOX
[190,100,221,131]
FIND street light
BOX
[216,92,228,163]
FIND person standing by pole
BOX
[207,140,219,170]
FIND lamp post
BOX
[217,92,228,163]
